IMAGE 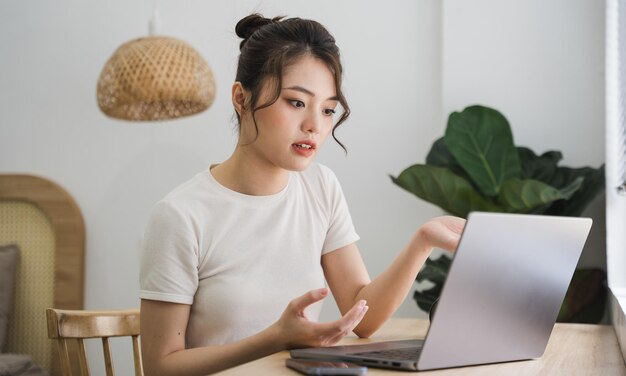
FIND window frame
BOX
[605,0,626,361]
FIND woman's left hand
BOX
[415,216,466,253]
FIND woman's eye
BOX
[289,100,305,108]
[323,108,336,116]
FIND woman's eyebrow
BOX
[283,85,338,101]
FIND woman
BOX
[140,13,465,375]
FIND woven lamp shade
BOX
[97,36,215,121]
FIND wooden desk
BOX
[216,318,625,375]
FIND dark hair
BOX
[234,13,350,151]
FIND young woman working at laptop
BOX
[139,13,465,376]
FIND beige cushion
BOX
[0,244,19,353]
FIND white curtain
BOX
[606,0,626,290]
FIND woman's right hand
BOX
[271,287,369,349]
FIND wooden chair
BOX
[46,308,144,376]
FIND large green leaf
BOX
[413,254,452,318]
[445,106,522,197]
[390,165,499,218]
[516,147,604,216]
[544,165,605,217]
[426,137,455,167]
[498,177,584,213]
[413,285,442,313]
[557,268,607,323]
[517,147,563,182]
[426,137,474,183]
[415,254,451,284]
[414,255,451,312]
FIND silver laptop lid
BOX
[417,212,592,370]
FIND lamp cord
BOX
[148,0,160,36]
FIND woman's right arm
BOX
[140,288,368,376]
[140,299,282,376]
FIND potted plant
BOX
[391,105,606,323]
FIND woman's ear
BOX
[232,82,247,116]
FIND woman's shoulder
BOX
[155,170,213,212]
[299,162,338,183]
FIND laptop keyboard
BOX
[353,348,421,360]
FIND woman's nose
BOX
[302,112,321,134]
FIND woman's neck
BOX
[210,151,290,196]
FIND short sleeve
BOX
[320,167,360,254]
[139,200,199,304]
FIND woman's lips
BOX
[292,142,315,157]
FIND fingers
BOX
[317,300,369,345]
[289,288,329,313]
[444,218,465,251]
[419,216,466,252]
[280,297,369,349]
[276,290,331,349]
[327,303,369,344]
[340,300,369,330]
[442,231,462,252]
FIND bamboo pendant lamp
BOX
[96,8,215,121]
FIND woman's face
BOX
[239,55,339,172]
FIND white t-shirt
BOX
[139,163,359,347]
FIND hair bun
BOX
[235,14,284,48]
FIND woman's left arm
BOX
[321,216,466,338]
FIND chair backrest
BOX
[0,174,85,374]
[46,308,143,376]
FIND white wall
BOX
[0,0,441,313]
[442,0,606,269]
[0,0,605,374]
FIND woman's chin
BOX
[284,159,315,172]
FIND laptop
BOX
[291,212,592,371]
